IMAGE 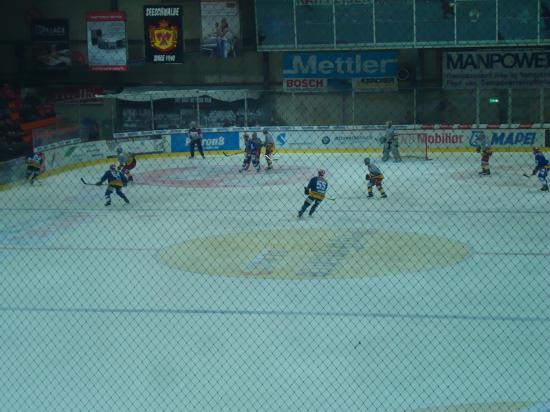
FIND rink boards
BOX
[0,124,547,189]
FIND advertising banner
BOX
[30,19,71,70]
[398,129,543,149]
[44,141,106,170]
[283,78,328,91]
[272,129,378,150]
[171,131,240,152]
[143,5,184,63]
[283,51,399,79]
[443,49,550,89]
[86,11,128,71]
[40,138,167,173]
[244,127,544,151]
[43,85,105,104]
[200,0,241,58]
[282,51,398,91]
[105,136,166,155]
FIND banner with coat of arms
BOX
[143,5,183,63]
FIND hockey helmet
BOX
[533,147,541,154]
[262,127,268,133]
[116,147,123,154]
[109,163,117,170]
[318,169,326,177]
[364,157,370,165]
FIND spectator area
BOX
[0,84,56,161]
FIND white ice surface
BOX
[0,152,549,411]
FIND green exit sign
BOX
[488,97,499,104]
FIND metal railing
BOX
[36,87,550,145]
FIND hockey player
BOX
[188,121,205,159]
[476,132,492,175]
[239,132,252,172]
[116,147,137,182]
[250,132,263,172]
[530,147,549,191]
[298,169,328,218]
[96,163,130,206]
[262,127,276,170]
[380,121,401,162]
[364,158,387,198]
[25,151,43,184]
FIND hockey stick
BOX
[81,177,99,186]
[523,173,532,178]
[264,154,279,162]
[304,195,336,201]
[223,151,241,157]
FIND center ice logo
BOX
[276,133,287,146]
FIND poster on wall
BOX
[143,5,183,64]
[282,51,399,91]
[443,49,550,89]
[30,19,71,70]
[200,1,241,58]
[86,11,128,71]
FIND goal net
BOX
[396,131,431,160]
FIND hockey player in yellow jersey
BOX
[25,151,43,185]
[364,158,387,198]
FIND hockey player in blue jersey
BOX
[26,151,43,184]
[298,169,328,218]
[96,164,130,206]
[530,147,549,191]
[240,132,263,172]
[239,132,253,172]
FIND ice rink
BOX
[1,152,549,411]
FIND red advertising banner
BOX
[86,11,128,71]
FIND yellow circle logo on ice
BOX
[160,229,470,279]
